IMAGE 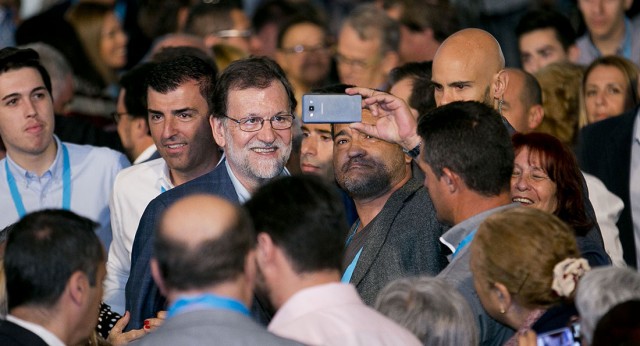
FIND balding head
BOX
[502,68,544,133]
[432,29,508,108]
[153,194,255,295]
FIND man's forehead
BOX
[0,67,45,94]
[302,123,331,132]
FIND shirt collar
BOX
[157,159,174,191]
[133,144,157,164]
[585,17,633,59]
[6,314,66,346]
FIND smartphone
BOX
[537,323,581,346]
[301,94,362,123]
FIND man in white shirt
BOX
[245,175,421,346]
[0,210,105,346]
[104,53,221,314]
[0,47,129,250]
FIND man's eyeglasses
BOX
[223,114,295,132]
[334,53,378,71]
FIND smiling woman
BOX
[510,132,610,266]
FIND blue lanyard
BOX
[341,247,363,283]
[452,229,476,259]
[160,186,166,193]
[5,144,71,217]
[167,294,250,318]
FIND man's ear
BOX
[67,271,89,306]
[493,69,509,101]
[150,258,167,297]
[255,232,275,267]
[134,118,150,138]
[211,116,226,147]
[567,44,580,63]
[441,167,459,193]
[527,105,544,131]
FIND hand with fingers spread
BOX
[345,87,421,151]
[107,311,148,345]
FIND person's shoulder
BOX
[115,158,164,184]
[65,142,129,166]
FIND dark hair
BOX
[418,101,514,196]
[184,2,237,37]
[511,132,593,235]
[154,204,255,290]
[138,0,192,39]
[4,210,103,310]
[245,175,348,273]
[146,53,218,114]
[521,69,543,107]
[515,10,577,50]
[151,46,217,70]
[276,15,328,49]
[120,62,155,119]
[399,2,459,43]
[592,300,640,346]
[212,56,296,117]
[251,0,309,34]
[344,4,400,54]
[388,61,436,116]
[0,47,52,95]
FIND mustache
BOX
[341,156,375,172]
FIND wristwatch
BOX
[402,141,421,159]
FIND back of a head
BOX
[375,276,478,346]
[515,9,577,50]
[184,2,236,37]
[591,300,640,346]
[513,68,543,108]
[154,194,255,291]
[534,61,584,145]
[146,53,218,112]
[576,266,640,345]
[0,47,52,95]
[245,175,348,274]
[212,56,296,118]
[4,209,103,311]
[344,4,400,54]
[388,61,435,116]
[473,207,581,308]
[138,0,192,39]
[417,101,514,197]
[120,63,156,119]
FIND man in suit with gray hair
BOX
[130,194,299,346]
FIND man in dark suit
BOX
[578,107,640,268]
[332,106,448,306]
[130,194,300,346]
[125,56,296,330]
[0,210,105,346]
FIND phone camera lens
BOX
[309,105,315,111]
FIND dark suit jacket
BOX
[578,107,638,267]
[0,320,49,346]
[125,161,239,330]
[129,309,301,346]
[349,178,449,305]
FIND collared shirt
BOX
[437,203,518,346]
[630,110,640,268]
[576,18,640,66]
[105,157,173,314]
[133,144,158,165]
[225,159,290,204]
[6,315,65,346]
[0,136,129,248]
[268,283,421,346]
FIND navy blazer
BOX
[0,320,49,346]
[125,161,239,330]
[578,107,638,267]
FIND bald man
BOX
[431,28,508,109]
[133,195,300,346]
[501,68,544,133]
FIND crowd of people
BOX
[0,0,640,345]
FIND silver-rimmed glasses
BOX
[223,114,295,132]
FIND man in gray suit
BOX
[332,107,448,306]
[131,194,300,346]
